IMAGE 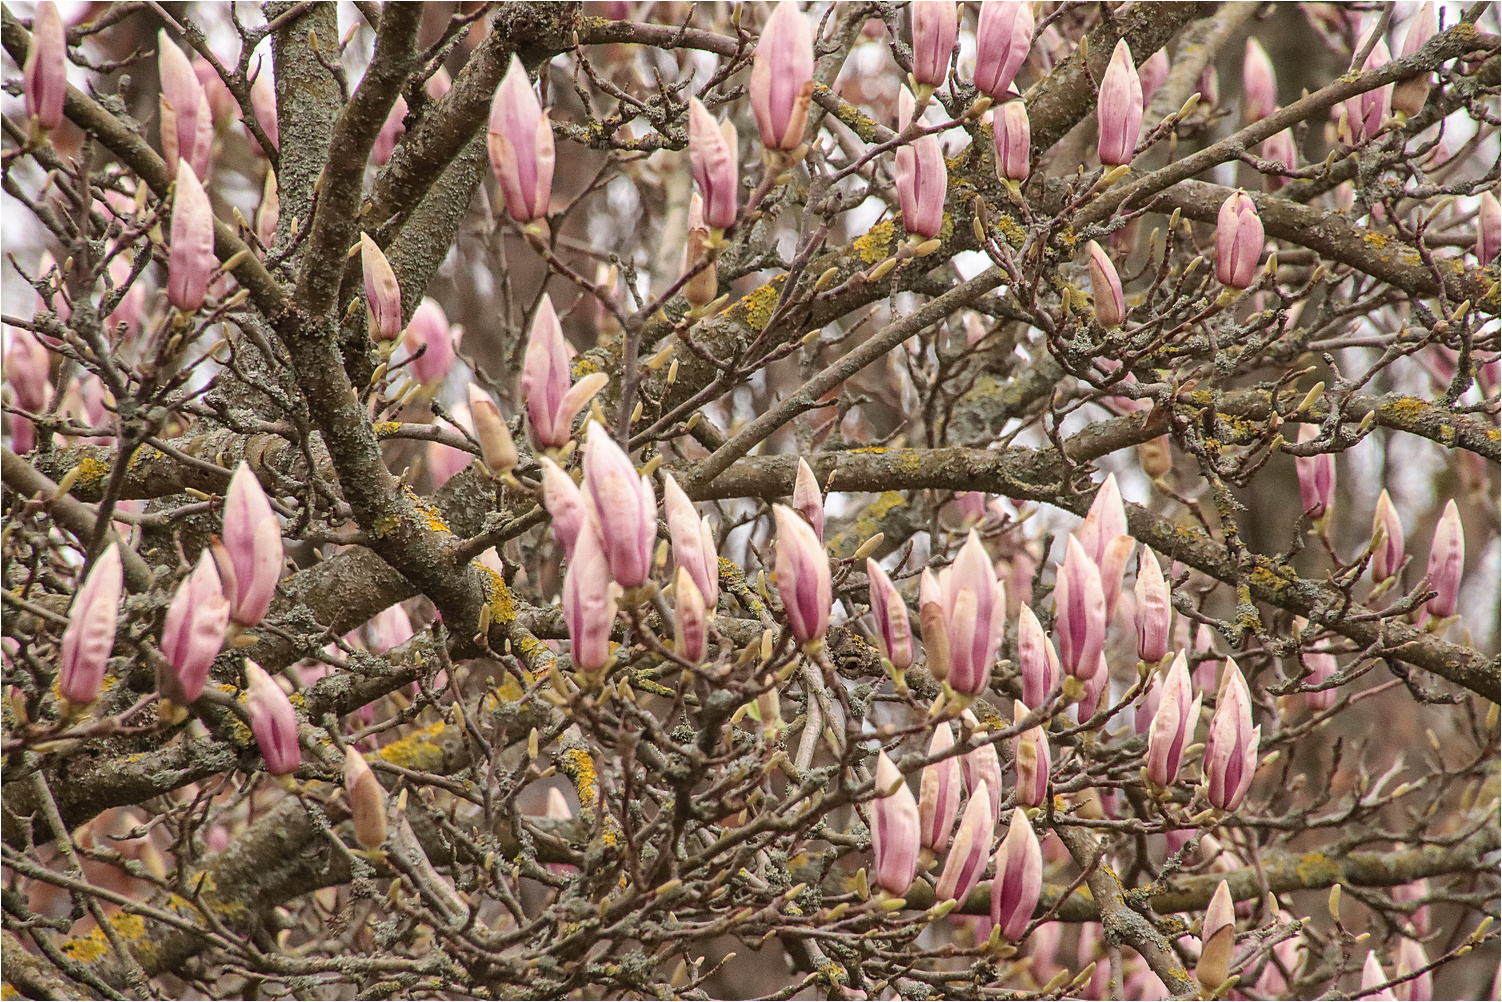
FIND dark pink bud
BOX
[401,298,458,386]
[1295,424,1336,519]
[1302,650,1339,712]
[1424,499,1464,617]
[1012,700,1050,808]
[521,295,608,449]
[158,31,209,179]
[1371,489,1405,583]
[791,458,824,539]
[1086,240,1125,327]
[1017,604,1060,708]
[773,504,832,647]
[540,457,586,559]
[870,750,921,895]
[867,559,913,669]
[168,159,216,313]
[1215,190,1264,289]
[974,1,1033,99]
[935,778,993,904]
[216,461,283,626]
[688,99,739,230]
[990,807,1042,941]
[895,88,948,239]
[582,421,656,590]
[1203,658,1259,811]
[563,517,618,670]
[359,234,402,342]
[23,1,66,132]
[918,723,961,852]
[673,568,708,664]
[372,95,406,166]
[942,531,1004,696]
[993,101,1030,182]
[665,473,719,612]
[749,2,814,151]
[244,659,300,775]
[1145,653,1200,786]
[909,0,958,89]
[1242,38,1277,123]
[959,709,1002,821]
[159,551,230,704]
[1097,39,1143,166]
[58,543,123,705]
[488,55,555,224]
[1054,536,1106,681]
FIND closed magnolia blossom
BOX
[687,98,738,230]
[214,462,283,626]
[959,710,1003,822]
[870,750,921,896]
[1215,190,1264,289]
[24,1,66,131]
[1295,424,1337,519]
[488,54,554,224]
[1012,700,1050,808]
[1393,3,1438,117]
[943,531,1005,696]
[773,504,831,647]
[1138,48,1169,102]
[168,159,216,313]
[919,568,950,683]
[1097,39,1143,166]
[193,56,238,129]
[1145,653,1201,786]
[58,543,124,705]
[1362,951,1398,1001]
[1343,37,1393,143]
[991,807,1042,942]
[1395,937,1433,1002]
[371,95,406,167]
[1261,127,1297,184]
[521,295,609,450]
[1302,650,1340,711]
[467,385,517,475]
[360,234,402,343]
[248,64,278,153]
[749,1,813,152]
[1134,549,1170,663]
[1054,536,1106,681]
[866,559,913,669]
[1242,38,1278,123]
[673,568,708,664]
[681,193,718,309]
[159,551,231,705]
[909,0,957,89]
[918,723,962,852]
[1017,604,1061,708]
[1077,654,1109,722]
[158,31,211,179]
[563,519,618,671]
[935,779,993,905]
[539,457,586,558]
[791,457,824,539]
[6,328,52,413]
[664,473,719,613]
[244,660,299,776]
[1476,190,1500,265]
[1203,658,1260,811]
[894,88,948,240]
[581,422,656,590]
[344,746,387,850]
[1371,489,1405,583]
[1196,879,1236,991]
[1076,472,1133,622]
[1086,240,1125,327]
[401,298,459,386]
[974,1,1034,99]
[1424,499,1464,618]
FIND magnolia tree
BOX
[1,1,1499,999]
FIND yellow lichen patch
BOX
[374,422,402,438]
[70,456,111,491]
[60,911,148,965]
[404,486,452,535]
[377,721,448,771]
[474,562,516,624]
[827,491,907,558]
[1293,852,1341,886]
[1361,231,1389,249]
[853,220,898,264]
[372,514,402,538]
[559,746,599,810]
[494,673,526,702]
[737,277,788,332]
[995,214,1027,247]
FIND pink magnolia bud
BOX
[467,384,517,475]
[1134,548,1170,663]
[248,62,278,153]
[1138,49,1169,103]
[1395,938,1432,1002]
[1085,240,1125,327]
[1302,650,1339,711]
[1077,472,1133,621]
[427,439,471,488]
[870,750,921,895]
[344,746,387,849]
[5,328,52,413]
[1362,951,1398,1001]
[943,531,1004,696]
[935,778,993,905]
[488,54,555,224]
[1203,657,1260,812]
[688,98,739,230]
[24,1,66,132]
[216,461,284,626]
[372,95,406,166]
[168,159,216,313]
[359,234,402,342]
[158,32,211,179]
[1476,190,1500,265]
[991,807,1042,941]
[1017,604,1061,708]
[1145,653,1201,786]
[909,0,957,89]
[1097,39,1143,166]
[540,457,586,558]
[954,490,987,524]
[920,568,950,682]
[792,457,824,539]
[918,723,962,852]
[401,298,458,386]
[664,473,718,612]
[974,1,1033,99]
[581,422,656,590]
[1054,536,1106,681]
[1076,653,1108,721]
[866,559,913,669]
[959,710,1002,821]
[521,295,609,449]
[1371,488,1405,583]
[681,193,718,309]
[159,551,230,705]
[1343,37,1393,142]
[773,504,832,647]
[750,1,814,152]
[1196,879,1236,991]
[1242,38,1277,123]
[1198,64,1221,110]
[895,88,948,239]
[673,568,708,664]
[993,101,1030,182]
[1424,499,1464,617]
[366,603,413,656]
[193,57,238,130]
[255,169,279,252]
[564,517,618,670]
[1295,424,1336,519]
[244,659,299,775]
[1012,700,1050,808]
[1261,127,1297,184]
[1215,190,1264,289]
[58,543,123,705]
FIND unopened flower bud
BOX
[344,746,387,849]
[935,777,993,905]
[58,543,123,705]
[540,457,586,557]
[244,659,299,775]
[773,504,831,647]
[1242,38,1278,123]
[1203,658,1260,811]
[1361,950,1398,1001]
[521,295,608,449]
[1215,190,1264,289]
[870,750,921,895]
[920,568,950,682]
[467,384,517,475]
[1476,190,1500,265]
[867,559,913,669]
[791,457,824,540]
[1086,240,1125,327]
[168,159,216,313]
[215,462,283,626]
[360,234,402,342]
[23,1,66,132]
[1371,489,1405,583]
[1054,536,1106,681]
[688,98,739,230]
[1097,39,1143,166]
[974,2,1033,99]
[159,551,230,705]
[1017,604,1060,708]
[581,421,656,590]
[749,1,814,151]
[1295,424,1336,519]
[673,568,708,664]
[664,473,719,613]
[910,0,958,89]
[1134,548,1170,663]
[895,88,948,240]
[991,807,1042,941]
[918,723,961,852]
[1145,653,1200,786]
[488,55,554,224]
[402,298,458,386]
[1012,700,1050,808]
[563,518,618,671]
[1196,880,1236,990]
[1424,499,1464,618]
[992,101,1031,182]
